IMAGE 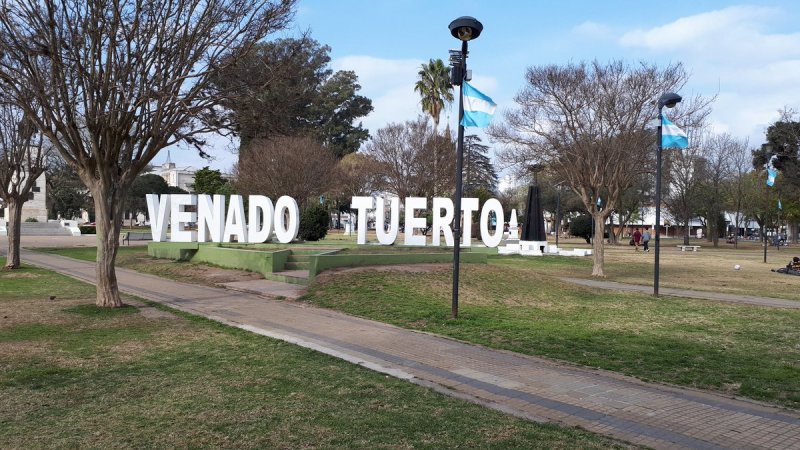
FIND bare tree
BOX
[490,60,712,276]
[364,117,455,199]
[0,0,296,306]
[723,136,751,247]
[662,143,706,246]
[234,136,337,210]
[0,98,47,268]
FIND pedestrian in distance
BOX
[642,229,651,252]
[632,228,642,251]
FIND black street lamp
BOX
[555,183,563,248]
[448,16,483,319]
[654,92,682,297]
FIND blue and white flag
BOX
[767,167,777,187]
[461,82,496,128]
[778,198,783,210]
[661,116,689,149]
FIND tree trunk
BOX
[4,199,23,269]
[683,221,690,245]
[607,214,618,245]
[92,189,124,307]
[591,212,605,277]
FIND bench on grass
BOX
[677,245,700,252]
[120,232,130,246]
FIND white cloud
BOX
[613,5,800,147]
[572,21,614,40]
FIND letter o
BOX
[274,196,300,243]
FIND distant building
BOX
[1,171,48,224]
[149,161,197,192]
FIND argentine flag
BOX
[767,167,778,187]
[661,116,688,149]
[461,82,496,128]
[778,198,783,210]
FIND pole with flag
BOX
[654,92,685,298]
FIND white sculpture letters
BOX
[147,194,504,247]
[146,194,299,244]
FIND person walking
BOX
[642,229,651,252]
[633,228,642,251]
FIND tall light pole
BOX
[555,183,563,248]
[654,92,682,297]
[448,16,483,319]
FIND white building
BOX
[1,172,48,224]
[149,161,197,192]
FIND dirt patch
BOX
[313,263,450,283]
[0,272,39,279]
[177,265,264,284]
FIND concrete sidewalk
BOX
[14,249,800,449]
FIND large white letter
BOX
[431,197,454,247]
[480,199,504,248]
[274,196,299,244]
[170,194,197,242]
[460,198,479,247]
[197,194,225,243]
[375,197,399,245]
[248,195,274,243]
[146,194,170,242]
[223,195,247,243]
[351,196,374,245]
[404,197,427,246]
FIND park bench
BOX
[120,231,130,246]
[677,245,701,252]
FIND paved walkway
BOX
[17,248,800,450]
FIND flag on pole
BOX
[460,82,496,128]
[661,116,689,149]
[778,198,782,210]
[767,167,777,186]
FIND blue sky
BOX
[163,1,800,175]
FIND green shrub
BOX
[299,205,329,241]
[569,215,592,244]
[24,217,38,222]
[78,225,96,235]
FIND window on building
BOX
[32,186,41,192]
[28,192,35,200]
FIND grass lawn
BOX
[34,245,800,409]
[507,238,800,301]
[304,263,800,409]
[0,257,626,449]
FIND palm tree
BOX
[414,59,454,130]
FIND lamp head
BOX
[658,92,682,109]
[449,16,483,41]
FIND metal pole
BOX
[654,108,663,297]
[451,39,467,319]
[555,187,561,248]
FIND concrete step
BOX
[287,254,312,263]
[284,261,310,270]
[18,222,73,236]
[265,269,310,286]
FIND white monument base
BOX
[519,240,547,256]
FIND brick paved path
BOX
[21,250,800,450]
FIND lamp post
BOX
[448,16,483,319]
[555,183,563,248]
[654,92,682,297]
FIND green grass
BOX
[0,256,627,449]
[35,245,145,263]
[304,263,800,409]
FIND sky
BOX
[159,1,800,177]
